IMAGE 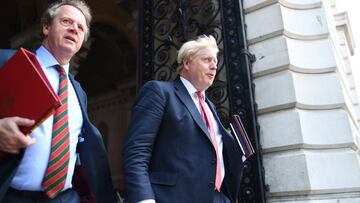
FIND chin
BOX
[62,46,79,55]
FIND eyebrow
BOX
[61,16,86,27]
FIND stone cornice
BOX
[334,11,355,55]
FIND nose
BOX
[67,22,83,35]
[211,60,217,70]
[69,24,79,33]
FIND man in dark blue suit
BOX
[0,1,117,202]
[123,35,244,203]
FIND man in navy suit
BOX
[0,1,116,202]
[123,35,244,203]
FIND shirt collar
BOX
[180,76,205,100]
[36,45,70,74]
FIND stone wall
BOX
[243,0,360,202]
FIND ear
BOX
[42,24,50,37]
[183,59,190,70]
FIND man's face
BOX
[42,5,87,60]
[183,48,218,91]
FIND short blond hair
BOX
[177,35,219,69]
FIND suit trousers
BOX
[214,191,231,203]
[2,188,80,203]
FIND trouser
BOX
[2,187,80,203]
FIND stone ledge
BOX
[244,0,322,14]
[251,36,336,78]
[246,4,329,44]
[255,70,344,114]
[264,149,360,196]
[259,108,356,153]
[268,192,360,203]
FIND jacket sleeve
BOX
[122,81,166,203]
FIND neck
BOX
[42,43,72,65]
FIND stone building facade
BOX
[245,0,360,202]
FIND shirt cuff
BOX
[137,199,156,203]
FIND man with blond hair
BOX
[123,35,244,203]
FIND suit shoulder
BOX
[136,80,175,103]
[144,80,173,86]
[142,80,174,91]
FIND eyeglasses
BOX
[59,17,86,34]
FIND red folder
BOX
[0,48,62,158]
[229,114,255,161]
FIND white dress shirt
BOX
[138,77,225,203]
[10,46,83,191]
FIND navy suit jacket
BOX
[0,49,117,203]
[123,78,244,203]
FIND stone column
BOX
[244,0,360,202]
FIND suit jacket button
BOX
[211,159,216,165]
[208,182,214,188]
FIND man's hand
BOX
[0,117,36,154]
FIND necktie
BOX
[42,65,70,198]
[196,91,222,191]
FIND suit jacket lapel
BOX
[68,74,87,119]
[173,78,211,140]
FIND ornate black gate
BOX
[138,0,266,202]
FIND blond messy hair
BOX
[177,35,219,69]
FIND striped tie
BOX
[42,65,70,198]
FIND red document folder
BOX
[0,48,62,158]
[229,114,255,162]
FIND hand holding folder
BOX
[0,48,62,159]
[229,114,255,162]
